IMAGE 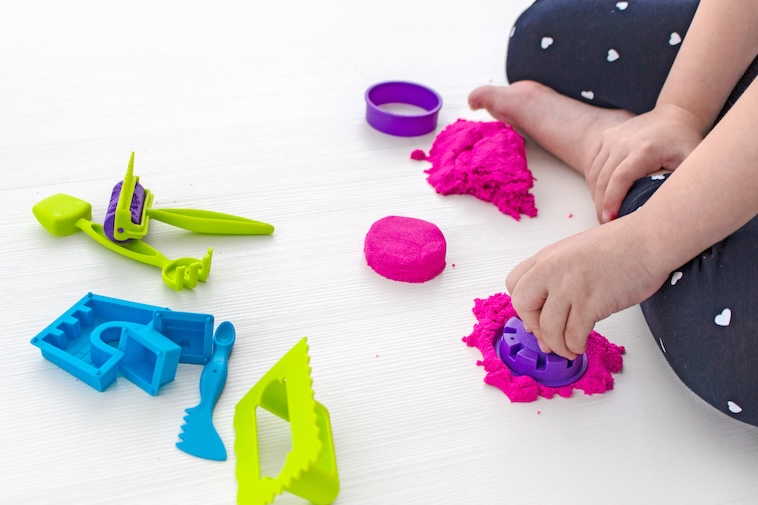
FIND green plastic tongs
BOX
[105,153,274,243]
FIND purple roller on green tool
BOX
[104,152,275,243]
[495,316,588,387]
[104,178,148,243]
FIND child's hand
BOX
[505,216,670,359]
[587,103,704,223]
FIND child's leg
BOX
[506,0,700,114]
[469,0,699,177]
[619,176,758,427]
[471,0,758,178]
[506,0,758,118]
[500,0,758,427]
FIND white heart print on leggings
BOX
[714,308,732,326]
[728,401,743,414]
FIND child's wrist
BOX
[615,206,689,279]
[619,203,697,276]
[652,101,712,136]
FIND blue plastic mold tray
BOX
[31,293,165,391]
[150,309,214,365]
[30,293,215,394]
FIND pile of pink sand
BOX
[462,292,624,402]
[412,119,537,220]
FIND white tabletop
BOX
[3,1,757,504]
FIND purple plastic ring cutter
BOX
[495,316,588,387]
[364,81,442,136]
[30,293,215,395]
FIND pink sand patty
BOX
[411,119,537,220]
[364,216,446,283]
[462,292,624,402]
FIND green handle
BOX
[147,208,274,235]
[76,218,212,290]
[75,219,169,268]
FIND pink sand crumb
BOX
[410,149,427,161]
[462,292,624,402]
[413,119,537,220]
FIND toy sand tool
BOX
[235,337,339,505]
[33,193,212,291]
[177,320,236,461]
[495,316,588,387]
[104,152,275,242]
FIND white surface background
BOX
[2,1,757,504]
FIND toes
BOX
[468,85,497,110]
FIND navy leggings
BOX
[507,0,758,427]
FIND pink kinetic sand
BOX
[412,119,537,220]
[364,216,446,283]
[462,292,624,402]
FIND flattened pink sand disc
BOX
[364,216,446,283]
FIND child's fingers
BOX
[468,85,500,113]
[601,154,645,222]
[514,302,544,355]
[505,254,538,295]
[565,305,592,355]
[538,296,577,360]
[536,338,552,354]
[593,150,629,222]
[586,140,611,192]
[507,263,547,354]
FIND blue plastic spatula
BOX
[176,321,236,460]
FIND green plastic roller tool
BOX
[33,193,212,290]
[105,153,275,242]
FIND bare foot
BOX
[469,81,634,178]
